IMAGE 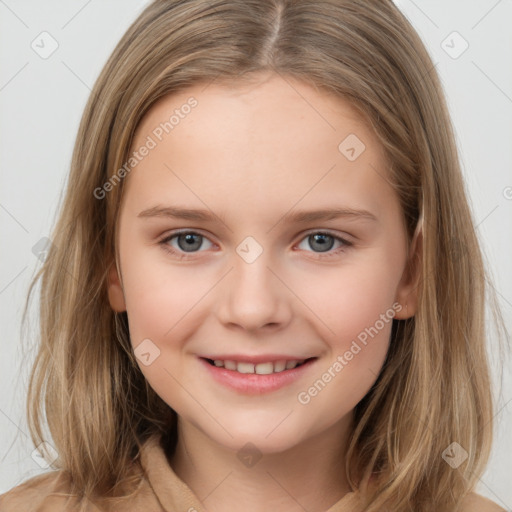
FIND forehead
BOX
[133,74,373,154]
[123,74,395,220]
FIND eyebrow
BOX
[137,205,377,223]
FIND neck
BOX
[168,413,355,512]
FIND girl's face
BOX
[108,73,419,454]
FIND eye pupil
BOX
[178,233,202,252]
[309,233,334,253]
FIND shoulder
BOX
[0,471,100,512]
[460,491,507,512]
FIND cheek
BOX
[291,264,398,398]
[295,275,394,414]
[293,261,399,344]
[121,247,206,344]
[120,252,205,408]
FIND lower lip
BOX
[199,358,317,395]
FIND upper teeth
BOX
[212,359,305,374]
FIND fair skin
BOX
[107,72,423,512]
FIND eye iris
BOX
[310,233,334,253]
[178,233,202,252]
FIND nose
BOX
[214,250,293,332]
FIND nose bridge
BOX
[215,235,291,330]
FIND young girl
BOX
[0,0,507,511]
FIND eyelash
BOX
[157,229,353,260]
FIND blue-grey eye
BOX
[305,233,336,252]
[171,232,213,252]
[296,232,349,255]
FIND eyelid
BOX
[294,229,353,259]
[158,229,216,249]
[300,228,354,243]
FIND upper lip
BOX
[200,354,317,364]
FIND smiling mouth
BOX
[202,357,317,375]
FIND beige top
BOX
[0,434,364,511]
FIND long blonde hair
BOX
[21,0,505,510]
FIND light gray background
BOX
[1,0,511,507]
